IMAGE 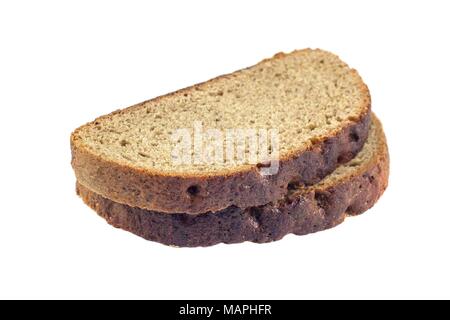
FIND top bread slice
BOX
[71,49,371,214]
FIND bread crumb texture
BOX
[74,49,369,174]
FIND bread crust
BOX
[71,49,372,214]
[75,116,388,247]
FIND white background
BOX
[1,0,449,299]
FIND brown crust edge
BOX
[76,116,389,247]
[71,49,372,214]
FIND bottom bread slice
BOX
[76,114,389,247]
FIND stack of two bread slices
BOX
[71,49,389,247]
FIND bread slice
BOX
[76,113,388,247]
[71,49,371,214]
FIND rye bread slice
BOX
[76,114,388,247]
[71,49,371,214]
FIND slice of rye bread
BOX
[76,113,388,247]
[71,49,371,214]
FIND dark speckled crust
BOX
[75,117,388,247]
[71,49,372,214]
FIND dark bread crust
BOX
[71,49,372,214]
[76,116,388,247]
